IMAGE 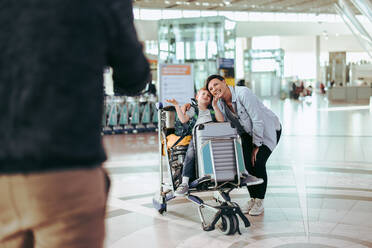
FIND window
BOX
[234,12,249,21]
[218,11,235,20]
[176,42,185,61]
[132,8,355,23]
[140,9,162,20]
[347,52,372,63]
[182,10,201,18]
[201,10,218,17]
[133,8,140,19]
[252,36,280,49]
[162,9,182,19]
[284,52,316,79]
[145,40,158,56]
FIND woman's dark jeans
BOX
[241,129,281,199]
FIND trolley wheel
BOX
[217,214,235,235]
[152,194,167,215]
[231,214,239,234]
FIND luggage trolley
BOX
[152,102,262,235]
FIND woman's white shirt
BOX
[217,86,281,151]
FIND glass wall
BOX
[158,16,236,89]
[244,47,284,97]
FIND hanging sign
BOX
[159,64,195,106]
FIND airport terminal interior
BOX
[102,0,372,247]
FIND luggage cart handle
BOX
[156,102,176,112]
[155,102,163,110]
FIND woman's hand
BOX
[212,96,225,122]
[212,95,219,107]
[165,98,178,106]
[251,147,259,166]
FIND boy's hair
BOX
[196,87,211,99]
[197,87,209,94]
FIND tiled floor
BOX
[103,94,372,248]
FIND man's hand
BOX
[165,98,179,106]
[251,146,259,167]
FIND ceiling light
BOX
[202,2,210,6]
[195,2,200,6]
[164,0,170,4]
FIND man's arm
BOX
[105,0,150,95]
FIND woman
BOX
[205,75,282,216]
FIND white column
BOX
[236,37,252,82]
[316,35,321,83]
[235,37,245,80]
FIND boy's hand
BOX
[181,103,191,114]
[165,99,178,106]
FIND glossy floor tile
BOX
[103,94,372,248]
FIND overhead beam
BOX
[283,0,315,8]
[165,4,179,8]
[259,0,290,6]
[243,0,280,11]
[295,0,337,13]
[268,0,314,12]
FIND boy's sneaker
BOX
[241,174,264,186]
[249,198,264,216]
[241,198,255,214]
[175,183,189,197]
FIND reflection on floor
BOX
[103,94,372,248]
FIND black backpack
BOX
[174,99,216,137]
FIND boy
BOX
[168,88,264,197]
[166,88,224,196]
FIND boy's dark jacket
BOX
[175,100,216,136]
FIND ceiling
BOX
[133,0,361,14]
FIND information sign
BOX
[159,64,195,106]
